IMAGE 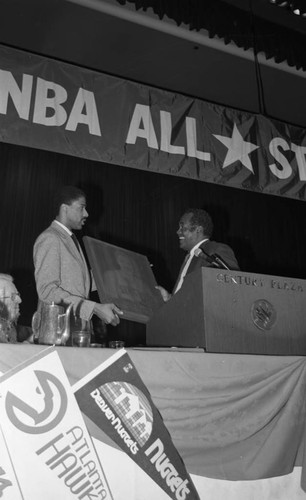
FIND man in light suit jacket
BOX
[33,186,122,326]
[157,208,239,302]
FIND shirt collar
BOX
[54,219,72,236]
[190,238,209,257]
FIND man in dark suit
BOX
[33,186,122,327]
[157,208,239,302]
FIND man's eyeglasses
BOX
[0,292,20,301]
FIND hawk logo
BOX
[5,370,68,434]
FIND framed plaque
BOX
[83,236,163,323]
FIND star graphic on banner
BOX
[213,123,259,173]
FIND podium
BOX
[146,267,306,355]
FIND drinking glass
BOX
[72,330,91,347]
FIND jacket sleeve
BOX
[199,241,240,271]
[33,231,96,321]
[212,242,240,271]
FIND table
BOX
[1,344,306,499]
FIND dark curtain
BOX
[118,0,306,71]
[1,141,306,337]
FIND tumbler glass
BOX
[72,330,91,347]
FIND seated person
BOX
[0,274,22,343]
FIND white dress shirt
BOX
[173,238,208,293]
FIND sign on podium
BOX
[147,267,306,355]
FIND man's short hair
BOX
[53,186,86,215]
[184,208,214,238]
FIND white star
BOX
[213,123,259,173]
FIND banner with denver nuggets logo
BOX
[0,347,113,500]
[73,349,200,500]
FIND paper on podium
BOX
[83,236,163,323]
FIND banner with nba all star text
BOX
[1,44,306,201]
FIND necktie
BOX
[71,233,92,283]
[173,252,193,294]
[71,233,81,253]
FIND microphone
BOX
[194,248,230,270]
[212,253,230,270]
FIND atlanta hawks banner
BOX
[73,349,200,500]
[0,424,23,500]
[0,348,114,500]
[0,44,306,201]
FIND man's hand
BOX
[155,286,172,302]
[94,303,123,326]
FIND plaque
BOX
[83,236,163,323]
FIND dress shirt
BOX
[54,219,72,235]
[173,238,208,294]
[54,220,81,253]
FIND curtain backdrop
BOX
[117,0,306,71]
[1,141,306,331]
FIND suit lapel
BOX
[172,253,190,293]
[173,240,213,292]
[51,222,89,279]
[187,240,212,274]
[186,255,199,275]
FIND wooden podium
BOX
[146,267,306,355]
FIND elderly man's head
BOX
[177,209,213,253]
[0,274,22,323]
